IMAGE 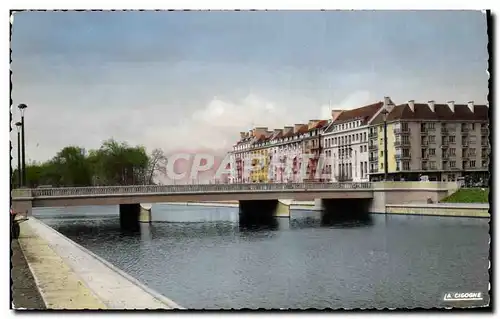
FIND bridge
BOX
[11,181,457,231]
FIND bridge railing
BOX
[12,182,372,198]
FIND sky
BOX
[10,10,488,164]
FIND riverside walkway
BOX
[13,218,183,310]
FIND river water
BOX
[33,205,490,309]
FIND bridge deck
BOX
[12,183,373,208]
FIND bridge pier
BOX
[119,204,140,231]
[139,204,152,223]
[238,200,281,229]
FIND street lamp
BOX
[18,104,27,187]
[381,107,389,181]
[15,121,22,188]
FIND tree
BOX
[14,139,160,188]
[146,148,167,184]
[52,146,92,186]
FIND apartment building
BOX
[229,120,329,183]
[302,120,329,181]
[368,100,489,182]
[321,98,393,182]
[268,124,308,183]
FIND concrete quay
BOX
[385,202,490,218]
[167,199,489,218]
[16,218,183,310]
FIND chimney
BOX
[283,126,294,136]
[384,96,391,106]
[240,132,246,139]
[468,101,474,113]
[447,101,455,112]
[273,128,283,135]
[254,127,268,137]
[308,120,320,130]
[331,109,343,122]
[428,100,435,112]
[294,124,304,134]
[408,100,415,112]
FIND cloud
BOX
[143,94,307,152]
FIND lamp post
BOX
[15,121,22,188]
[18,104,27,187]
[381,107,389,181]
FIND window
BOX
[429,148,436,156]
[429,161,437,170]
[470,160,476,168]
[380,126,383,132]
[450,161,456,168]
[429,135,436,144]
[403,161,410,170]
[396,161,401,171]
[449,136,455,143]
[380,162,384,169]
[380,150,384,157]
[428,122,435,129]
[364,132,367,141]
[450,148,456,155]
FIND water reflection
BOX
[34,205,490,309]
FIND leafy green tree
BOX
[13,139,161,188]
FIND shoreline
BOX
[16,218,183,309]
[162,201,490,218]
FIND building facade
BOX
[321,98,393,182]
[368,100,489,182]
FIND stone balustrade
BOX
[12,182,372,199]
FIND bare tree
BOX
[146,148,167,184]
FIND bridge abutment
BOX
[119,204,140,231]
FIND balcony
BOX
[369,156,379,162]
[369,144,377,150]
[482,152,489,158]
[441,143,449,149]
[395,153,411,160]
[461,127,470,134]
[481,128,489,135]
[420,129,428,135]
[441,128,449,135]
[368,132,378,139]
[481,141,489,147]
